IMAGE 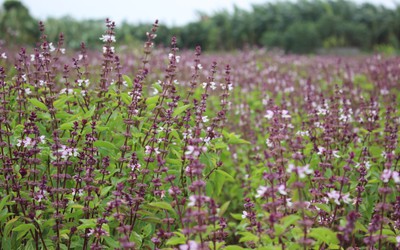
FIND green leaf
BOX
[224,246,245,250]
[231,213,243,220]
[173,104,191,117]
[313,203,331,213]
[308,227,339,245]
[77,219,96,230]
[13,223,36,240]
[93,140,118,152]
[166,236,187,245]
[218,201,230,217]
[238,232,259,243]
[148,202,174,213]
[4,216,20,236]
[0,195,9,211]
[100,186,113,197]
[281,215,301,230]
[216,170,234,182]
[102,236,119,248]
[28,98,48,111]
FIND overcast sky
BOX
[3,0,398,26]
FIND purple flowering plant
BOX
[0,20,399,250]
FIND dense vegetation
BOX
[0,18,399,249]
[1,0,400,53]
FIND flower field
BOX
[0,20,399,250]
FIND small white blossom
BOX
[99,34,116,42]
[327,190,340,205]
[255,186,268,198]
[39,135,46,144]
[381,169,392,183]
[1,52,7,59]
[296,130,309,137]
[25,88,32,95]
[179,240,199,250]
[49,42,56,52]
[60,88,73,95]
[202,116,209,123]
[317,146,326,155]
[332,150,340,158]
[277,184,287,195]
[242,211,248,219]
[152,88,159,95]
[266,138,273,148]
[187,195,196,207]
[281,110,291,119]
[392,171,399,184]
[264,110,274,119]
[60,48,66,54]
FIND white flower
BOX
[152,88,159,95]
[187,195,196,207]
[296,130,309,137]
[281,110,291,119]
[209,82,216,90]
[381,169,392,183]
[297,164,313,178]
[255,186,268,198]
[39,135,46,144]
[179,240,198,250]
[30,54,35,61]
[99,34,116,42]
[81,90,87,96]
[317,146,326,155]
[22,74,27,81]
[242,211,248,219]
[286,198,293,207]
[202,82,208,89]
[78,54,84,60]
[266,138,273,148]
[17,137,33,147]
[202,116,209,123]
[332,150,340,158]
[49,42,56,52]
[168,53,180,63]
[277,184,287,195]
[286,163,296,173]
[396,235,400,244]
[327,190,340,205]
[60,88,73,95]
[25,88,32,95]
[129,163,141,171]
[60,48,66,54]
[1,52,7,59]
[72,188,84,196]
[342,193,352,204]
[264,110,274,119]
[185,145,195,155]
[102,46,115,53]
[392,171,399,184]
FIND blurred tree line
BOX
[1,0,400,54]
